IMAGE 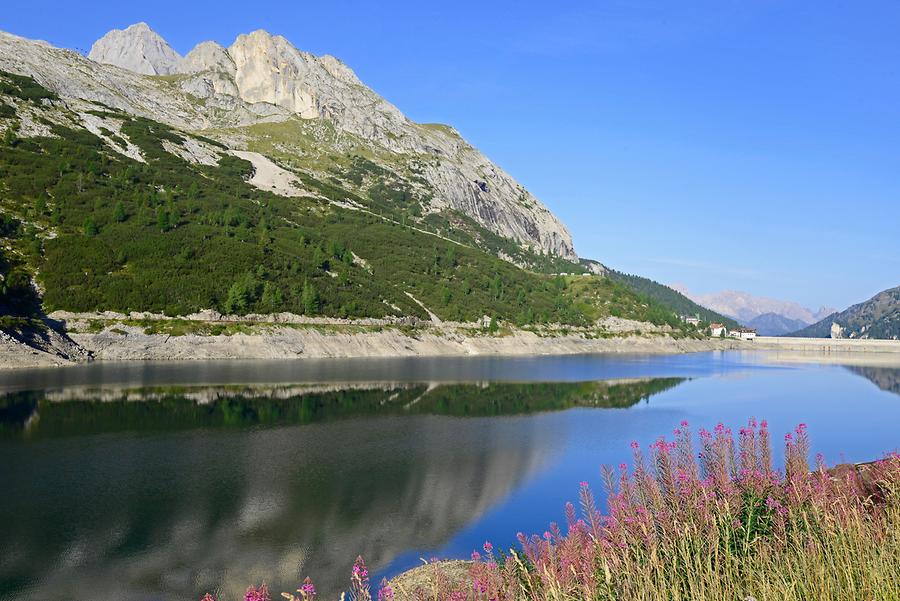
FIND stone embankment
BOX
[752,336,900,353]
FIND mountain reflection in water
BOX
[846,365,900,396]
[0,378,683,601]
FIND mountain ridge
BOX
[671,285,835,326]
[787,286,899,340]
[1,25,576,259]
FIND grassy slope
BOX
[0,71,690,332]
[232,118,588,275]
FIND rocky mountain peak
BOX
[88,22,182,76]
[181,40,235,75]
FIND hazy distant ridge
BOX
[670,285,835,327]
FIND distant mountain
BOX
[788,286,900,339]
[597,267,739,327]
[745,312,809,336]
[671,286,835,325]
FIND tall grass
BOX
[205,420,900,601]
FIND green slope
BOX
[788,286,899,339]
[0,71,689,332]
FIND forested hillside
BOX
[0,71,689,331]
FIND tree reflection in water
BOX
[0,378,683,601]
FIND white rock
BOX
[88,22,181,75]
[179,40,235,75]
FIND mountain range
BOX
[670,285,836,335]
[0,23,698,335]
[7,23,574,259]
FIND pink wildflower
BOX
[244,585,270,601]
[299,577,316,600]
[377,578,393,601]
[349,556,371,601]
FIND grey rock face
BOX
[88,22,182,75]
[220,29,575,258]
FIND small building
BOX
[729,327,757,341]
[709,323,727,337]
[684,316,701,326]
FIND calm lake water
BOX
[1,351,899,601]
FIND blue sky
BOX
[3,1,899,309]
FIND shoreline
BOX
[3,315,900,371]
[0,324,746,369]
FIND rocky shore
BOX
[5,313,900,370]
[0,312,745,369]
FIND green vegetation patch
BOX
[0,72,695,330]
[0,70,58,103]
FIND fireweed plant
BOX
[201,420,900,601]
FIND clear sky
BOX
[3,1,899,309]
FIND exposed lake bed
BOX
[2,351,899,600]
